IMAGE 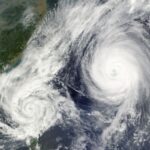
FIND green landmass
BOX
[1,5,25,27]
[0,0,59,72]
[0,23,35,71]
[0,0,47,72]
[30,138,38,150]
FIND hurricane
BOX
[0,0,150,149]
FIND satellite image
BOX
[0,0,150,150]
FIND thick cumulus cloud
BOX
[0,0,150,149]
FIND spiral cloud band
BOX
[0,0,150,149]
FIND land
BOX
[0,0,47,72]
